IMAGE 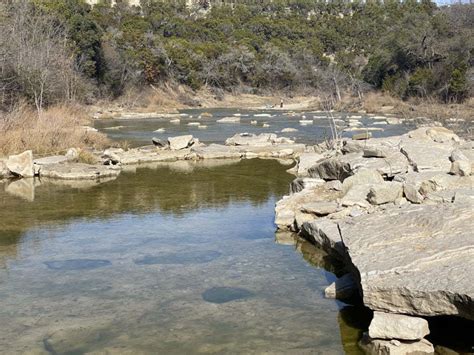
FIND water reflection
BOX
[0,159,364,354]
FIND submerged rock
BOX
[134,250,221,265]
[359,333,434,355]
[324,273,357,300]
[40,163,121,180]
[45,259,111,271]
[202,287,253,304]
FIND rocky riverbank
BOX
[275,126,473,353]
[1,125,472,353]
[0,132,303,189]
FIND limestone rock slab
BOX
[40,163,121,180]
[339,203,474,320]
[359,334,434,355]
[368,312,430,341]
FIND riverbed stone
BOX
[297,152,325,176]
[359,334,435,355]
[324,273,357,300]
[352,132,372,140]
[290,178,325,194]
[340,184,373,208]
[400,140,453,172]
[34,155,69,166]
[226,133,274,146]
[275,185,342,230]
[338,203,474,320]
[300,201,339,216]
[367,181,403,205]
[6,150,34,177]
[342,169,384,194]
[369,312,430,341]
[426,127,460,143]
[450,160,471,176]
[40,163,121,180]
[301,219,345,256]
[168,135,195,150]
[192,144,242,160]
[217,116,240,123]
[65,148,80,161]
[363,147,388,158]
[308,156,352,181]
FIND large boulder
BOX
[367,181,403,205]
[308,157,352,181]
[168,135,195,150]
[338,203,474,320]
[426,127,460,143]
[450,160,471,176]
[300,201,339,216]
[400,140,453,172]
[6,150,34,177]
[342,169,384,194]
[296,152,325,176]
[275,185,342,230]
[368,312,430,341]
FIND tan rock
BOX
[369,312,430,341]
[6,150,34,177]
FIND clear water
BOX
[94,109,412,147]
[0,159,369,354]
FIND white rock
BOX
[360,334,434,355]
[324,273,357,299]
[367,181,403,205]
[168,135,194,150]
[7,150,34,177]
[450,160,471,176]
[281,127,298,133]
[369,312,430,340]
[217,116,240,123]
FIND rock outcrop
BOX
[275,126,473,352]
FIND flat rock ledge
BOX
[274,126,473,353]
[0,133,305,185]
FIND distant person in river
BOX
[280,99,284,108]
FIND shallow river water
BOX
[94,108,411,147]
[0,159,370,354]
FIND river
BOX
[0,157,371,354]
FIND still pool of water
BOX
[0,159,370,354]
[94,108,412,147]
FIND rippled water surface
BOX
[0,159,369,354]
[94,108,411,147]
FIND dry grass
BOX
[0,103,110,156]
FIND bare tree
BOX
[0,0,78,113]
